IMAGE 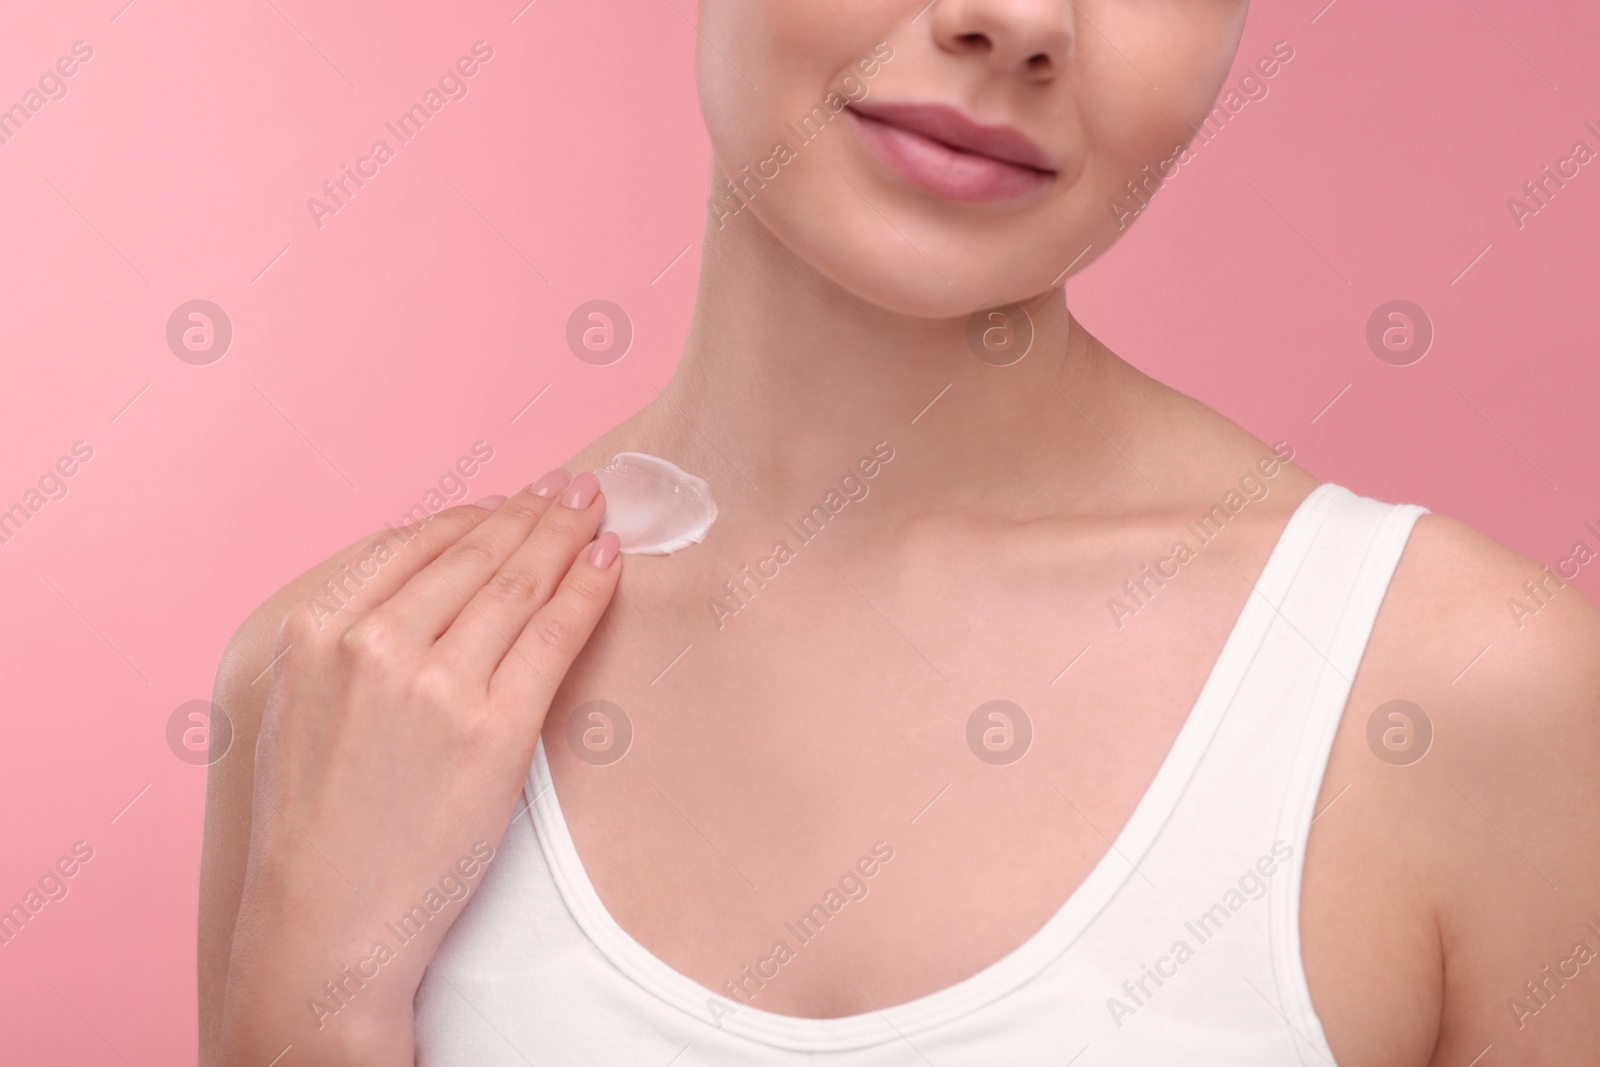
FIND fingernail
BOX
[473,495,508,511]
[561,471,600,509]
[529,468,571,499]
[588,531,621,568]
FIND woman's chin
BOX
[755,210,1055,320]
[827,259,1057,322]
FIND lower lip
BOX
[847,109,1053,203]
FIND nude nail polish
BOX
[473,495,508,511]
[528,468,572,499]
[589,532,621,568]
[561,472,600,509]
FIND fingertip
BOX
[529,468,573,500]
[560,472,602,511]
[588,531,621,569]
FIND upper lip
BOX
[847,102,1056,173]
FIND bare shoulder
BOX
[1371,510,1600,761]
[211,536,372,699]
[1307,508,1600,1065]
[210,519,451,704]
[197,526,397,1064]
[201,524,399,902]
[196,512,477,1063]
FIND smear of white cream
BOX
[594,453,718,555]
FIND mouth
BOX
[846,102,1056,203]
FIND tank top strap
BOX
[1259,484,1429,1062]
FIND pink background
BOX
[1,1,1596,1062]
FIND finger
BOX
[490,529,622,710]
[377,468,575,641]
[303,472,567,627]
[285,505,492,638]
[434,473,609,678]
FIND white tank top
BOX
[414,482,1426,1066]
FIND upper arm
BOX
[196,527,410,1065]
[1305,513,1600,1066]
[1365,515,1600,1064]
[1421,519,1600,1064]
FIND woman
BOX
[199,1,1600,1063]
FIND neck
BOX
[639,188,1133,524]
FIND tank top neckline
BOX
[525,481,1348,1052]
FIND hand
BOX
[219,469,620,1066]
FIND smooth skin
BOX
[210,472,622,1063]
[201,0,1600,1063]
